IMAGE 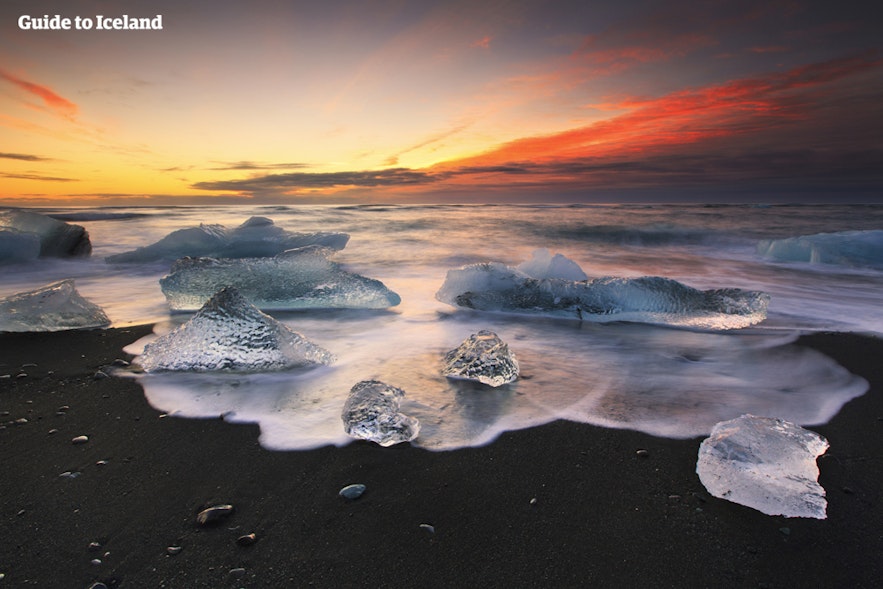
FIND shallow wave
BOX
[129,318,868,451]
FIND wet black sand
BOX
[1,326,881,588]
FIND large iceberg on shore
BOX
[0,209,92,258]
[137,287,334,372]
[757,229,883,268]
[341,380,420,446]
[436,257,769,330]
[106,216,349,263]
[0,228,41,262]
[159,246,401,311]
[443,330,520,387]
[697,414,829,519]
[0,280,110,332]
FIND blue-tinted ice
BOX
[0,280,110,332]
[697,414,829,519]
[159,246,401,311]
[437,252,769,330]
[341,380,420,446]
[0,209,91,258]
[757,229,883,269]
[107,216,349,263]
[137,287,333,372]
[443,330,519,387]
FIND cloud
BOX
[0,152,52,162]
[443,51,882,169]
[0,70,78,120]
[2,173,77,182]
[192,168,440,193]
[383,122,474,166]
[471,36,492,49]
[206,161,310,171]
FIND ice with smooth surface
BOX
[0,209,91,257]
[516,248,588,281]
[137,287,334,372]
[160,246,401,311]
[443,330,520,387]
[0,228,41,262]
[106,216,349,262]
[437,259,769,330]
[757,229,883,268]
[0,280,110,332]
[697,414,830,519]
[341,380,420,446]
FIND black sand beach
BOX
[1,326,881,588]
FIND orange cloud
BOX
[438,52,882,170]
[0,70,78,120]
[471,36,492,49]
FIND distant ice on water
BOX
[757,229,883,269]
[159,246,401,311]
[0,209,92,258]
[107,216,349,263]
[0,280,109,332]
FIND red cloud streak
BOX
[0,70,78,119]
[438,52,881,171]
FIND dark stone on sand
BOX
[636,449,650,458]
[339,483,366,500]
[166,546,182,556]
[236,533,257,546]
[196,504,234,526]
[229,567,246,578]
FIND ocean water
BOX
[2,203,881,450]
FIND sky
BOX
[1,0,881,205]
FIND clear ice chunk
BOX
[137,287,334,372]
[696,414,829,519]
[0,280,110,332]
[341,380,420,446]
[757,229,883,269]
[159,246,401,311]
[436,260,769,330]
[0,228,41,262]
[106,216,349,263]
[516,248,588,281]
[443,330,520,387]
[0,209,91,257]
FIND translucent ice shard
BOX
[0,280,110,332]
[0,209,91,257]
[757,229,883,269]
[443,330,520,387]
[159,246,401,311]
[516,248,588,281]
[436,260,769,330]
[341,380,420,446]
[696,414,829,519]
[137,287,334,372]
[106,216,349,263]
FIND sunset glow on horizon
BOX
[1,0,881,206]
